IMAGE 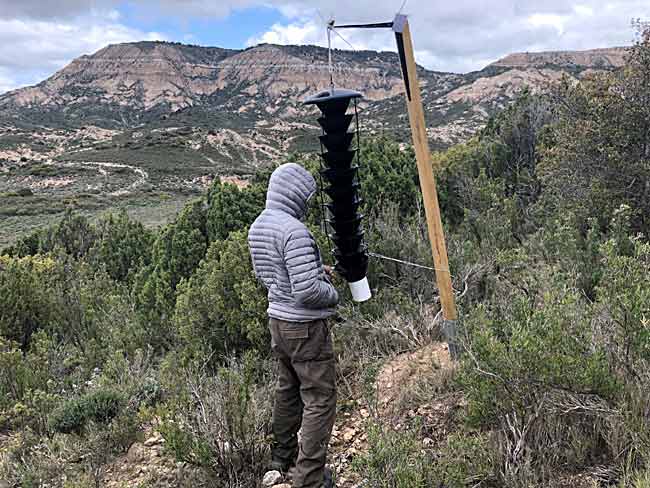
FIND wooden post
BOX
[393,15,458,325]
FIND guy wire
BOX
[327,24,335,93]
[368,252,449,273]
[353,97,370,257]
[317,133,336,263]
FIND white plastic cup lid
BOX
[348,277,371,302]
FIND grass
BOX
[0,125,270,249]
[0,133,52,153]
[0,191,199,250]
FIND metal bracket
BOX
[332,21,394,30]
[394,32,411,101]
[442,319,460,361]
[392,14,408,33]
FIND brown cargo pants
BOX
[269,318,337,488]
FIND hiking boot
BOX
[322,466,334,488]
[270,457,295,475]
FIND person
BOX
[248,163,338,488]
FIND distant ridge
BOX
[0,41,630,147]
[0,42,410,114]
[490,46,628,69]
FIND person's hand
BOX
[323,265,334,277]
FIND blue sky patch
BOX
[117,3,286,48]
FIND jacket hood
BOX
[266,163,317,220]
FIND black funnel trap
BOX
[321,150,357,169]
[304,88,371,302]
[321,166,359,186]
[325,196,364,218]
[318,114,354,134]
[319,133,356,152]
[323,181,361,200]
[304,88,359,116]
[327,215,364,236]
[333,251,369,283]
[330,231,365,254]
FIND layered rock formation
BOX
[490,47,627,69]
[0,42,409,115]
[0,42,630,147]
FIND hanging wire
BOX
[397,0,409,14]
[327,23,335,93]
[368,252,449,273]
[329,26,357,51]
[312,10,442,275]
[354,97,362,176]
[353,97,369,248]
[317,133,336,262]
[324,18,360,93]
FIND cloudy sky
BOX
[0,0,648,94]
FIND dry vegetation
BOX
[2,33,650,488]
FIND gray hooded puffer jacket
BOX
[248,163,339,322]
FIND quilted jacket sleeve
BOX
[284,227,339,309]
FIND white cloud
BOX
[574,4,595,16]
[248,20,322,46]
[0,12,164,95]
[527,13,570,36]
[247,18,398,56]
[106,9,121,21]
[247,0,649,72]
[1,0,649,94]
[0,68,19,93]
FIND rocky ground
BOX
[80,342,459,488]
[0,341,604,488]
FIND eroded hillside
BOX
[0,42,628,246]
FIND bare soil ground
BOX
[82,342,460,488]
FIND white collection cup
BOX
[348,277,371,302]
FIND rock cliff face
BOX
[0,42,409,115]
[0,42,630,149]
[2,43,235,110]
[490,47,627,69]
[0,41,632,247]
[442,68,567,105]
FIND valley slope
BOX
[0,42,627,247]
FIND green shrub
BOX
[98,348,163,409]
[624,471,650,488]
[597,238,650,372]
[87,210,153,282]
[41,211,98,258]
[358,137,421,216]
[78,410,142,486]
[205,179,264,243]
[159,353,273,485]
[364,204,439,304]
[0,254,57,348]
[2,408,142,488]
[132,198,208,345]
[174,230,267,362]
[538,37,650,235]
[48,389,125,434]
[455,230,650,483]
[434,432,497,487]
[1,333,66,432]
[353,422,435,487]
[0,251,143,363]
[459,278,619,416]
[0,338,26,410]
[0,430,70,488]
